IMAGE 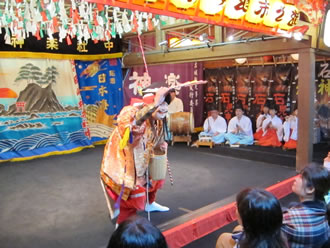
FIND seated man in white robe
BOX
[199,108,227,144]
[224,103,254,146]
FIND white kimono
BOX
[256,113,270,131]
[168,97,184,114]
[227,116,253,137]
[225,115,254,145]
[283,116,298,142]
[203,116,227,134]
[262,115,283,141]
[200,115,227,144]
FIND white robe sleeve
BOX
[283,120,290,142]
[203,117,210,132]
[215,116,227,133]
[227,118,236,133]
[241,117,253,136]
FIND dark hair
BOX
[107,216,168,248]
[237,188,288,248]
[301,163,330,202]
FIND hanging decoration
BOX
[0,0,161,46]
[84,0,327,37]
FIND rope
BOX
[137,32,149,76]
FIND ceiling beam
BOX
[123,38,312,67]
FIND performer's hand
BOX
[154,87,169,107]
[213,132,219,136]
[160,141,168,151]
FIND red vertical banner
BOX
[219,68,236,122]
[271,65,292,120]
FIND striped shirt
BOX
[282,201,329,248]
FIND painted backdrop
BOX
[0,59,91,161]
[75,59,123,143]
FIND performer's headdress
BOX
[142,82,172,105]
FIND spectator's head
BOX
[293,163,330,201]
[169,88,176,101]
[108,216,168,248]
[236,188,288,248]
[263,100,272,114]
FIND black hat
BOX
[234,100,244,111]
[264,99,272,108]
[208,104,218,112]
[268,102,278,111]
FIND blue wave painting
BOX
[0,111,92,161]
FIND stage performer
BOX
[224,102,254,146]
[199,107,227,144]
[257,104,283,147]
[283,109,298,150]
[100,87,171,226]
[168,88,184,114]
[253,101,271,140]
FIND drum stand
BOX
[171,133,192,146]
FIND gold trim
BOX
[0,52,123,60]
[0,145,94,163]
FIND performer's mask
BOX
[154,102,168,120]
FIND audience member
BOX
[282,163,330,248]
[108,216,168,248]
[216,188,288,248]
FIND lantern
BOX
[263,0,285,27]
[279,4,299,30]
[200,0,226,15]
[245,0,269,24]
[224,0,250,19]
[170,0,198,9]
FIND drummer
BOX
[168,88,184,114]
[199,106,227,144]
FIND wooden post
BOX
[155,28,166,51]
[296,48,315,172]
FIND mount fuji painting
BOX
[0,59,91,161]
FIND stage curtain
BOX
[0,58,92,162]
[75,59,124,143]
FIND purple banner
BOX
[123,62,204,127]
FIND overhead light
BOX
[291,54,299,61]
[158,40,168,46]
[324,9,330,47]
[235,58,247,64]
[227,35,234,41]
[293,32,303,41]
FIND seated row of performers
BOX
[200,101,298,149]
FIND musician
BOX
[100,87,171,226]
[168,88,184,114]
[254,100,271,140]
[199,107,227,144]
[224,101,254,146]
[257,103,283,147]
[283,108,298,150]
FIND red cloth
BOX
[258,129,282,147]
[283,139,297,150]
[106,180,164,224]
[254,129,263,140]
